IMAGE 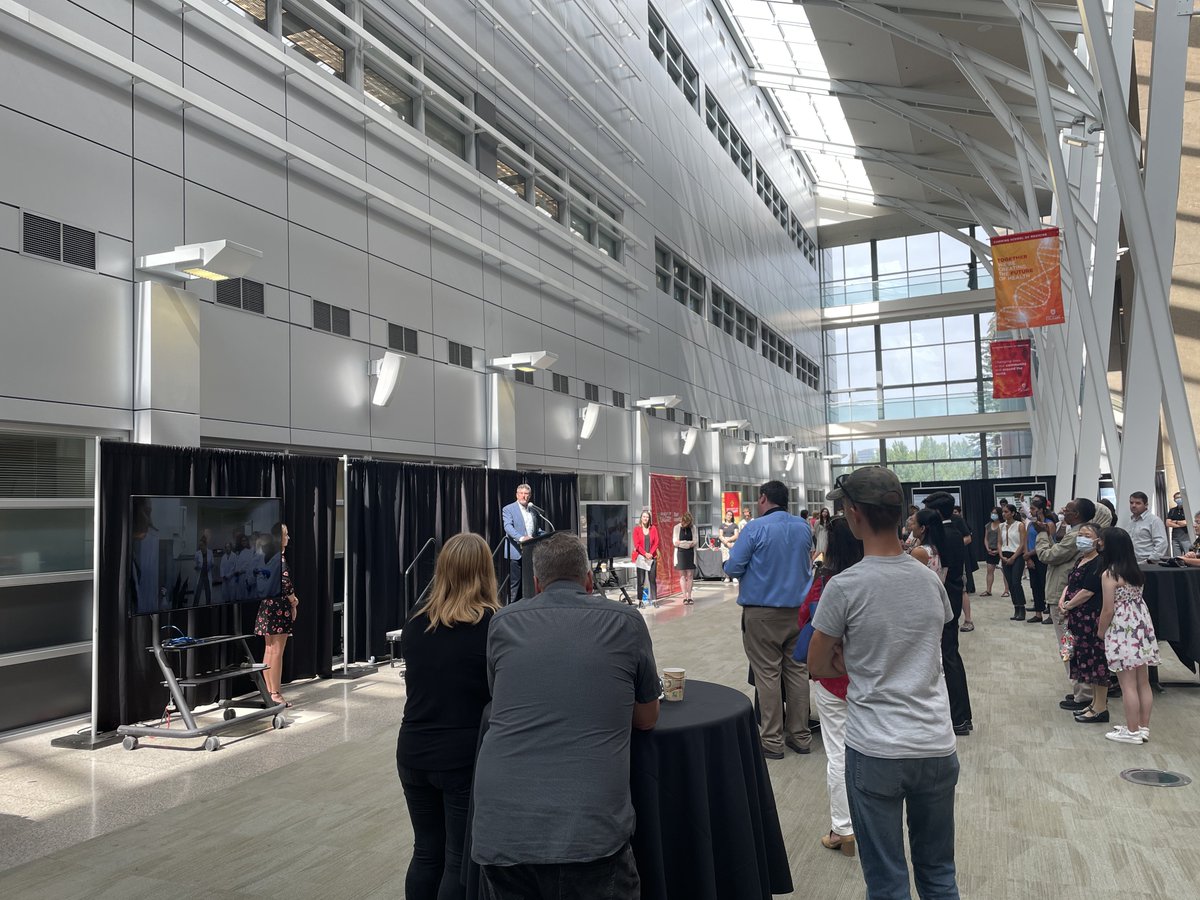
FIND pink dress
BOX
[1104,582,1161,672]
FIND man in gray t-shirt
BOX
[810,466,961,899]
[472,533,660,899]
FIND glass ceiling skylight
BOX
[725,0,874,197]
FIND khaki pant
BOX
[1047,597,1094,702]
[742,606,811,753]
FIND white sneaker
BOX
[1104,726,1143,744]
[1139,727,1150,742]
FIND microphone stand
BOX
[530,506,557,534]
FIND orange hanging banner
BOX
[991,339,1033,399]
[991,227,1065,330]
[722,491,742,520]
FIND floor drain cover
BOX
[1120,768,1192,787]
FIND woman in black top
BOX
[672,512,697,604]
[397,533,498,900]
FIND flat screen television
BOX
[129,496,283,617]
[586,504,630,561]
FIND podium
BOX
[518,530,557,600]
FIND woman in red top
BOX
[798,516,862,857]
[632,509,659,606]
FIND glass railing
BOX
[821,266,994,308]
[826,390,1027,424]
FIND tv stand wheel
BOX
[122,736,138,751]
[203,736,221,752]
[223,708,236,721]
[272,715,287,730]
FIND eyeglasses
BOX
[833,472,856,503]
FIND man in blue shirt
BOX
[725,479,813,759]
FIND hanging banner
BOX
[991,227,1065,329]
[722,491,742,520]
[991,339,1033,399]
[649,474,688,599]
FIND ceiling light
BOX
[369,351,405,407]
[137,240,263,282]
[636,394,682,410]
[489,351,558,371]
[681,427,699,455]
[579,402,600,440]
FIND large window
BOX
[282,6,347,79]
[825,312,1022,423]
[705,90,753,183]
[655,242,705,316]
[829,430,1031,485]
[649,6,700,111]
[822,229,990,307]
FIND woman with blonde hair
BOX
[396,533,498,900]
[672,511,698,604]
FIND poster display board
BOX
[991,339,1033,399]
[650,474,687,599]
[991,228,1065,329]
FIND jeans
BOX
[507,559,522,603]
[398,764,474,900]
[845,747,960,900]
[479,842,639,900]
[1173,534,1190,558]
[1001,554,1025,611]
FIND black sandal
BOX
[270,692,293,709]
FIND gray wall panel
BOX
[289,328,369,437]
[368,256,433,333]
[198,304,291,427]
[432,365,486,450]
[183,183,290,289]
[288,224,368,312]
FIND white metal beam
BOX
[807,0,1085,32]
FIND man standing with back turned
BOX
[810,467,960,898]
[724,479,814,759]
[472,533,660,898]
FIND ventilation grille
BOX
[215,278,265,314]
[313,299,350,336]
[388,323,418,354]
[22,212,96,270]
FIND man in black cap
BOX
[922,491,974,736]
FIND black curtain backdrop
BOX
[346,461,577,662]
[96,441,338,733]
[901,475,1058,563]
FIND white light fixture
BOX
[681,427,699,455]
[742,442,757,465]
[579,402,601,440]
[369,351,405,406]
[635,394,682,410]
[784,452,796,472]
[1061,134,1090,148]
[823,453,844,461]
[796,446,820,453]
[761,435,790,444]
[137,240,262,282]
[710,419,750,431]
[489,351,558,372]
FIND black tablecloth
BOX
[464,680,792,899]
[1140,564,1200,671]
[695,548,725,580]
[631,680,792,899]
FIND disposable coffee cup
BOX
[662,668,686,702]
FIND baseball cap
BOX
[826,466,904,506]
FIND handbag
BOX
[793,620,815,663]
[1059,629,1075,661]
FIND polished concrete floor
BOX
[3,577,1200,898]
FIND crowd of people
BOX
[388,477,1172,899]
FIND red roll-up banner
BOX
[991,339,1033,399]
[722,491,742,520]
[649,474,688,599]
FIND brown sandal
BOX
[820,831,856,857]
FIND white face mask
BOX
[990,514,999,521]
[1076,536,1095,552]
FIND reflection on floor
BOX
[3,577,1200,898]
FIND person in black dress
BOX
[397,532,498,900]
[1060,523,1109,723]
[673,512,698,604]
[254,522,297,708]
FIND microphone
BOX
[529,504,556,533]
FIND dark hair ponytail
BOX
[915,508,951,562]
[1099,527,1143,587]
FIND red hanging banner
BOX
[991,339,1033,399]
[649,474,688,599]
[991,227,1065,330]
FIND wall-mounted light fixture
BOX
[579,402,601,440]
[680,427,699,455]
[137,240,263,282]
[761,435,790,444]
[796,446,820,453]
[784,451,796,472]
[489,351,558,372]
[636,394,682,410]
[369,351,405,406]
[822,453,844,461]
[742,442,757,465]
[709,419,750,431]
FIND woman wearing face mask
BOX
[1059,523,1109,723]
[999,505,1027,619]
[980,507,1003,597]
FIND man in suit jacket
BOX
[502,484,542,603]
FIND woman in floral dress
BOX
[255,522,298,708]
[1058,523,1109,723]
[1097,527,1161,744]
